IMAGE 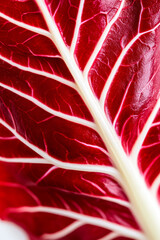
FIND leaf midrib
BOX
[34,1,160,239]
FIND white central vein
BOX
[34,1,160,239]
[83,0,125,78]
[8,206,145,240]
[0,82,95,129]
[0,119,120,182]
[100,22,160,108]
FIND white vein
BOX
[130,98,160,164]
[0,12,51,39]
[82,177,107,195]
[9,206,145,240]
[151,122,160,128]
[0,119,121,182]
[1,2,158,240]
[72,138,109,156]
[97,196,130,208]
[0,157,48,164]
[41,221,84,239]
[0,155,130,209]
[113,76,133,127]
[70,0,85,54]
[99,232,120,240]
[83,0,125,78]
[0,82,96,129]
[1,0,160,239]
[0,55,76,89]
[100,22,160,108]
[36,166,58,184]
[33,1,160,239]
[141,142,160,149]
[69,190,130,208]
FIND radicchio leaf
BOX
[0,0,160,239]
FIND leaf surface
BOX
[0,0,160,239]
